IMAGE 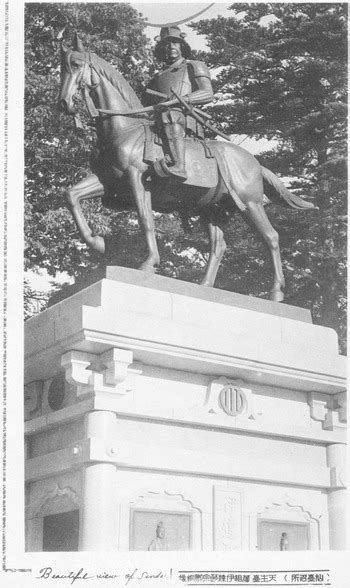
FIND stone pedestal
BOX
[24,268,346,551]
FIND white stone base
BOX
[24,270,346,551]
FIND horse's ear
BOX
[56,26,66,42]
[74,32,85,52]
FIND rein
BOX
[83,84,99,119]
[78,52,149,130]
[80,52,100,119]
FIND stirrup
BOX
[153,158,170,178]
[153,158,187,181]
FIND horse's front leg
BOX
[127,167,160,272]
[65,174,105,254]
[201,213,227,287]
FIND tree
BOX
[24,278,49,319]
[191,3,347,350]
[25,2,154,279]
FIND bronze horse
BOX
[58,36,313,302]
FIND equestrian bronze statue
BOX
[58,30,314,302]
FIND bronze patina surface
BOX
[58,31,314,302]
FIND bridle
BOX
[63,48,150,134]
[66,50,101,120]
[81,52,101,119]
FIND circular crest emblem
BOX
[48,373,66,411]
[218,385,246,416]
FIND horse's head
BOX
[59,34,98,115]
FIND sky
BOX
[131,2,233,51]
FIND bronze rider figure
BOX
[144,26,214,181]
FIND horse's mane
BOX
[90,53,142,109]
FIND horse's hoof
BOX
[270,289,284,302]
[89,235,105,254]
[66,192,75,207]
[139,262,157,273]
[201,280,214,288]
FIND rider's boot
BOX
[165,124,187,181]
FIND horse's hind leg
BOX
[65,174,105,253]
[201,213,227,287]
[242,201,285,302]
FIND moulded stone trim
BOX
[61,348,134,398]
[29,483,81,519]
[323,410,347,431]
[308,392,329,422]
[24,398,94,435]
[100,348,134,385]
[26,441,89,482]
[26,482,81,551]
[61,350,95,396]
[308,391,347,432]
[128,489,201,511]
[333,391,346,422]
[253,500,319,522]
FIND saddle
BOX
[143,125,218,188]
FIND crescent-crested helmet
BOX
[154,25,192,60]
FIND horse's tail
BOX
[261,166,315,209]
